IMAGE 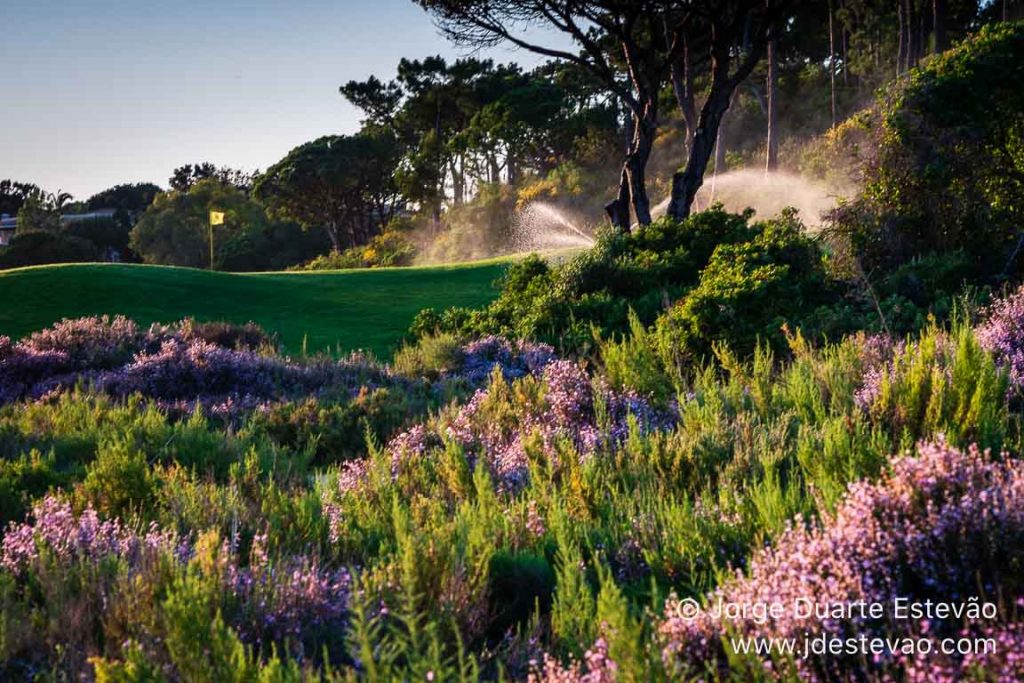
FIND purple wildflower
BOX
[658,439,1024,680]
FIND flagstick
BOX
[208,211,224,270]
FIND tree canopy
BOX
[254,130,403,251]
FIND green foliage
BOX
[861,324,1009,452]
[0,230,97,269]
[416,208,857,363]
[296,230,417,270]
[130,179,325,271]
[161,569,256,683]
[0,449,63,526]
[656,210,837,361]
[415,208,768,353]
[254,130,402,253]
[422,183,520,263]
[392,332,465,380]
[486,551,555,641]
[797,110,876,190]
[831,21,1024,277]
[0,179,41,217]
[15,189,68,234]
[251,389,419,466]
[78,437,157,519]
[598,310,677,405]
[1,311,1022,679]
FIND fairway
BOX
[0,260,511,357]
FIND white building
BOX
[0,215,16,246]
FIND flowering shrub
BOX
[458,335,557,385]
[0,337,72,404]
[852,332,901,410]
[392,359,676,493]
[977,284,1024,391]
[1,495,182,574]
[898,616,1024,682]
[5,304,1024,679]
[850,325,1006,450]
[1,497,349,660]
[0,316,398,420]
[226,533,350,653]
[20,315,143,369]
[529,638,618,683]
[657,439,1024,680]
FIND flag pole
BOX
[209,210,224,270]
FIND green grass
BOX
[0,260,512,357]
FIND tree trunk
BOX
[932,0,948,53]
[918,1,928,63]
[715,112,728,175]
[670,36,698,156]
[451,157,465,206]
[666,85,733,220]
[842,14,849,87]
[829,0,838,128]
[431,204,442,235]
[628,108,656,227]
[605,167,631,231]
[489,154,501,185]
[605,97,657,231]
[765,35,779,172]
[897,0,906,76]
[666,11,774,221]
[326,219,341,252]
[905,0,918,70]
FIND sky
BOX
[0,0,568,200]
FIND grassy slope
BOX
[0,260,510,357]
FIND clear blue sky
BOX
[0,0,566,199]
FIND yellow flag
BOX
[209,211,225,226]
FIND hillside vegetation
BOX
[2,9,1024,683]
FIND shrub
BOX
[251,389,414,466]
[78,438,157,519]
[0,230,97,269]
[655,210,837,361]
[0,316,407,424]
[976,283,1024,392]
[296,230,417,270]
[176,318,279,353]
[658,439,1024,681]
[828,21,1024,276]
[392,332,465,379]
[0,450,63,527]
[21,315,143,369]
[414,208,774,353]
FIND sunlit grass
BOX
[0,260,512,356]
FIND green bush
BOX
[250,390,416,466]
[130,179,327,271]
[0,449,64,526]
[78,437,157,518]
[392,332,464,380]
[0,230,97,269]
[413,208,766,352]
[829,21,1024,277]
[656,210,838,361]
[296,229,417,270]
